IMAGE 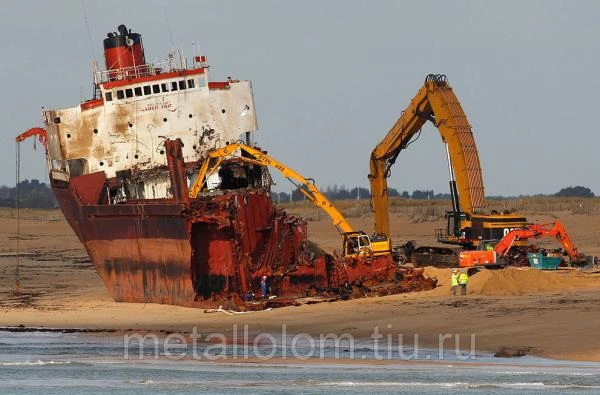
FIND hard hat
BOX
[452,269,458,273]
[262,275,267,279]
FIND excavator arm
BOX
[369,74,485,236]
[461,220,585,267]
[494,221,582,261]
[493,228,540,257]
[551,221,582,261]
[189,143,354,234]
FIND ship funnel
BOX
[103,24,146,78]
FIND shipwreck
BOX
[17,24,436,309]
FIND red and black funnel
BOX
[103,24,146,72]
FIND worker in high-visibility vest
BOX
[458,269,469,295]
[450,269,459,296]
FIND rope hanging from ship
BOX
[13,127,49,299]
[15,141,21,297]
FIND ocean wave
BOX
[317,381,600,389]
[492,370,597,377]
[0,360,74,366]
[471,382,600,389]
[317,381,469,387]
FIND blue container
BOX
[527,253,562,270]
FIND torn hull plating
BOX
[51,171,436,309]
[52,173,329,308]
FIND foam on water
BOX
[1,331,600,394]
[0,360,73,366]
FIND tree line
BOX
[273,185,596,203]
[0,180,57,208]
[0,180,594,208]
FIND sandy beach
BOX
[1,208,599,362]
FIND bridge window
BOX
[143,86,151,95]
[188,79,195,89]
[161,83,169,92]
[134,87,143,97]
[116,90,125,100]
[179,80,186,90]
[105,92,113,102]
[171,81,178,91]
[198,76,206,87]
[152,84,160,94]
[125,88,133,98]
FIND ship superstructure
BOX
[46,24,257,202]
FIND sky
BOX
[1,0,599,196]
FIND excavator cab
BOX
[437,211,471,246]
[342,232,373,258]
[341,232,391,258]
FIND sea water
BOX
[0,330,599,394]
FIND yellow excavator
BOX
[189,142,391,259]
[369,74,527,252]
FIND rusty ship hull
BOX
[50,155,332,308]
[50,145,434,309]
[19,24,436,310]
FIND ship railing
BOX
[94,61,176,84]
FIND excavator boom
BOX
[495,221,582,261]
[369,74,485,236]
[189,143,354,234]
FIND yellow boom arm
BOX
[189,143,354,234]
[369,74,485,236]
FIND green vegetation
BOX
[0,180,57,208]
[0,179,595,211]
[555,186,595,198]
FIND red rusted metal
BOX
[52,167,436,309]
[69,172,108,205]
[165,138,190,207]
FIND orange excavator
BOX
[459,221,588,267]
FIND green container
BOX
[527,253,562,270]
